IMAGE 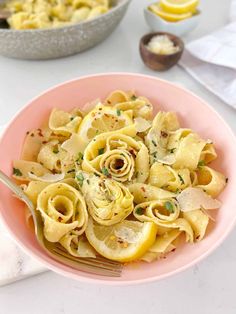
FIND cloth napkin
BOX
[0,125,46,286]
[180,0,236,108]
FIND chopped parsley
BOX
[13,168,22,176]
[135,207,144,215]
[168,148,176,154]
[198,160,205,168]
[151,140,157,147]
[67,169,75,174]
[102,167,109,176]
[116,109,121,116]
[178,174,185,185]
[76,173,84,187]
[94,172,100,177]
[98,148,105,155]
[164,201,174,213]
[86,179,90,185]
[131,95,137,101]
[76,152,83,165]
[70,116,74,121]
[53,147,59,154]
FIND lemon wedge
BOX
[77,104,133,143]
[160,0,199,14]
[85,218,157,262]
[149,3,192,22]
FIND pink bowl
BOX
[1,73,236,285]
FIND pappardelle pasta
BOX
[13,90,227,263]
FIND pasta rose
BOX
[82,132,149,183]
[37,183,88,242]
[77,171,134,225]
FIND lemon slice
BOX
[149,3,192,22]
[77,104,133,143]
[85,218,157,262]
[160,0,199,14]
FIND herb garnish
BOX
[102,167,109,176]
[198,160,205,168]
[168,148,176,154]
[98,148,105,155]
[13,168,22,176]
[76,152,83,165]
[70,117,74,121]
[164,201,174,213]
[76,173,84,187]
[131,95,137,101]
[135,207,144,215]
[116,109,121,116]
[178,174,185,185]
[53,148,59,154]
[67,169,75,174]
[151,140,157,147]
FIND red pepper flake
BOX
[171,248,176,252]
[107,100,111,104]
[52,169,57,174]
[196,235,200,240]
[26,131,30,135]
[37,129,43,137]
[141,186,146,192]
[42,141,48,144]
[161,131,168,138]
[58,217,62,222]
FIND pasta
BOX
[13,89,227,264]
[5,0,111,30]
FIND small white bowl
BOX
[144,7,201,37]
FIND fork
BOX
[0,170,122,277]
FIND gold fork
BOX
[0,170,122,277]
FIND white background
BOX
[1,0,236,313]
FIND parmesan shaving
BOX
[177,187,221,212]
[134,117,152,133]
[28,172,65,182]
[157,154,176,165]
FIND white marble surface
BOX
[1,0,236,313]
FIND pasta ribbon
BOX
[77,171,134,225]
[183,209,209,241]
[128,183,175,203]
[145,111,180,165]
[37,183,88,242]
[134,200,193,242]
[59,233,96,258]
[195,166,226,197]
[82,132,149,183]
[49,108,82,136]
[141,229,181,262]
[149,162,196,192]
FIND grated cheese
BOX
[146,35,180,55]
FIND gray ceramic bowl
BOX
[0,0,130,60]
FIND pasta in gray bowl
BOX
[0,0,130,60]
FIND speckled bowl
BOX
[0,0,130,60]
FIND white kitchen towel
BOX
[180,0,236,108]
[0,125,47,286]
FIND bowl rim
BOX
[0,0,130,33]
[144,6,201,26]
[1,72,236,286]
